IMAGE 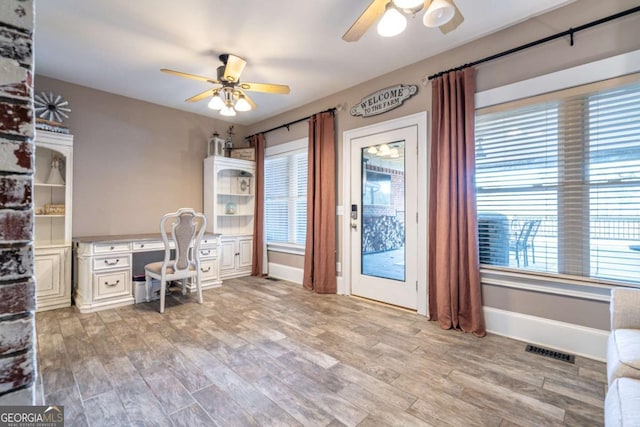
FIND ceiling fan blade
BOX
[240,82,290,94]
[238,90,258,110]
[439,0,464,34]
[160,68,218,84]
[342,0,388,42]
[223,54,247,83]
[185,88,217,103]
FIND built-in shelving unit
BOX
[34,130,73,311]
[204,156,255,279]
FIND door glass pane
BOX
[361,141,405,281]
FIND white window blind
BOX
[476,78,640,286]
[264,147,307,247]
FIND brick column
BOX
[0,0,36,404]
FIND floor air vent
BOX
[525,344,575,364]
[264,276,280,281]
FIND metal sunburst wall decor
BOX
[34,92,71,123]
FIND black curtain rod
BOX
[428,5,640,81]
[246,107,336,140]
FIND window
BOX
[264,139,308,252]
[476,77,640,286]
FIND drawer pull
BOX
[140,244,145,248]
[110,246,115,250]
[201,266,211,273]
[104,259,120,266]
[201,250,211,256]
[104,280,120,288]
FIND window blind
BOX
[476,78,640,286]
[264,149,308,246]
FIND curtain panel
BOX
[428,68,486,336]
[303,112,337,293]
[251,133,266,276]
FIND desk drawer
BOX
[133,241,165,252]
[93,254,131,271]
[94,270,130,300]
[198,248,216,259]
[201,237,218,248]
[94,242,130,254]
[199,260,218,281]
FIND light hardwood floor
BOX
[36,276,607,426]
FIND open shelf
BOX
[217,192,254,197]
[34,182,66,188]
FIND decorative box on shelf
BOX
[44,203,65,215]
[235,177,252,194]
[229,148,256,161]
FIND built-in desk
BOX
[73,233,221,313]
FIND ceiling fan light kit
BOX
[161,53,290,117]
[343,0,464,42]
[207,92,225,110]
[234,94,252,112]
[220,104,236,117]
[377,2,407,37]
[422,0,455,27]
[392,0,424,11]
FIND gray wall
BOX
[34,76,247,237]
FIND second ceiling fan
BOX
[343,0,464,42]
[161,54,290,117]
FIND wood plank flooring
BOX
[35,276,607,426]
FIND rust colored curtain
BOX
[428,68,486,337]
[303,111,337,293]
[251,133,266,276]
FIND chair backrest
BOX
[159,208,206,273]
[528,219,541,241]
[511,219,528,244]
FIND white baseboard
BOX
[484,306,609,361]
[267,263,303,284]
[266,264,345,294]
[337,276,346,295]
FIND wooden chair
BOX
[144,208,206,313]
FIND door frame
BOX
[341,112,429,316]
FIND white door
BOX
[238,237,253,269]
[350,126,418,309]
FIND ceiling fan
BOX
[161,53,290,117]
[343,0,464,42]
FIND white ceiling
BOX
[34,0,574,126]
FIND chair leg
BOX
[196,272,203,304]
[145,274,151,302]
[181,278,187,296]
[523,247,529,267]
[515,247,520,268]
[159,279,166,314]
[531,244,536,264]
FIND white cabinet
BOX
[34,130,73,311]
[219,236,253,279]
[204,156,255,279]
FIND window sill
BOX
[267,243,305,256]
[478,266,638,302]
